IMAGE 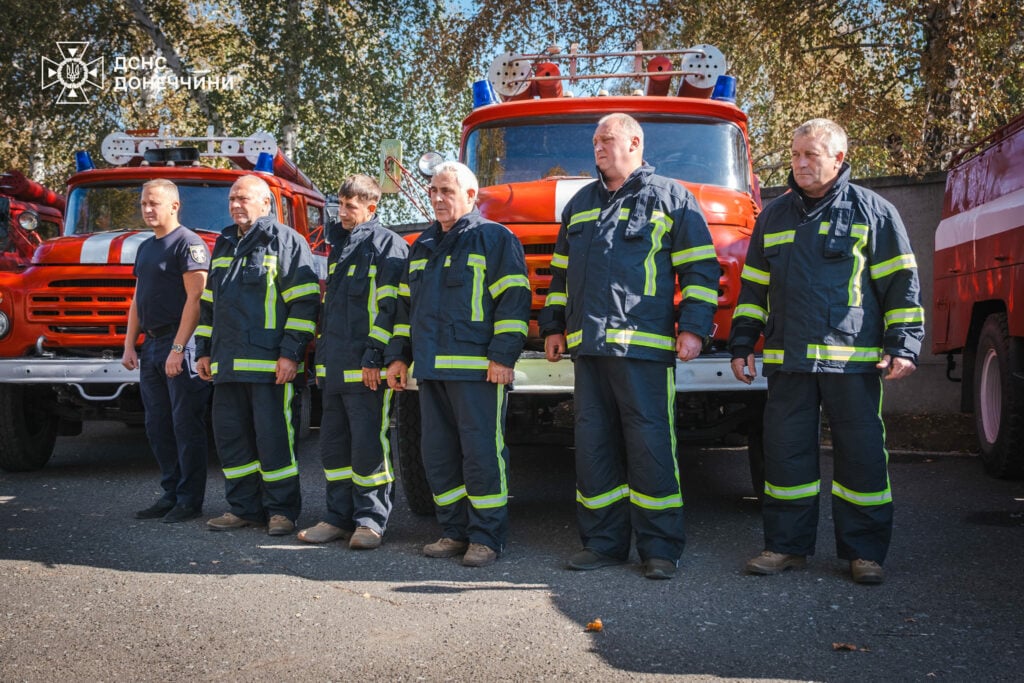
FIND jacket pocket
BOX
[249,329,283,350]
[450,319,491,345]
[829,305,864,335]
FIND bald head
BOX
[229,175,273,232]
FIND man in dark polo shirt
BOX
[122,178,212,523]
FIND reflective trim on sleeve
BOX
[494,319,528,336]
[576,484,630,510]
[398,283,411,297]
[870,254,918,279]
[763,348,784,364]
[672,243,717,266]
[194,324,212,338]
[392,323,410,338]
[884,307,925,327]
[369,326,392,344]
[409,259,427,273]
[741,264,770,286]
[210,361,219,374]
[201,289,213,303]
[733,303,768,324]
[566,330,583,348]
[434,484,467,506]
[764,479,821,500]
[489,274,530,298]
[343,369,385,382]
[682,284,718,305]
[545,292,567,307]
[315,364,326,378]
[763,230,795,248]
[832,480,892,506]
[376,285,398,300]
[807,344,882,363]
[282,282,320,302]
[284,318,316,333]
[606,328,675,351]
[567,208,600,228]
[550,252,568,269]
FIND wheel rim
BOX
[979,347,1003,444]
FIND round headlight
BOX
[417,151,444,178]
[0,311,10,339]
[19,210,39,232]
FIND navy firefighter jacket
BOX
[384,209,531,381]
[538,164,720,364]
[195,215,320,383]
[728,163,925,375]
[316,215,409,393]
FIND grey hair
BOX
[432,161,479,194]
[793,118,848,156]
[598,112,645,146]
[235,174,274,202]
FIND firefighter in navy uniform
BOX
[297,174,408,549]
[385,161,530,568]
[123,179,211,523]
[196,174,320,536]
[540,113,720,580]
[729,118,924,584]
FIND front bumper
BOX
[0,357,139,384]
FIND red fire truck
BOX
[0,130,327,472]
[383,44,768,513]
[933,112,1024,477]
[0,170,65,269]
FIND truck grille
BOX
[28,278,135,336]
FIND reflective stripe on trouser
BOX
[319,388,395,534]
[212,382,302,522]
[418,380,510,552]
[139,335,211,509]
[573,356,684,562]
[762,371,892,563]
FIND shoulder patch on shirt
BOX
[189,244,208,264]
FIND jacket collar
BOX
[418,208,481,252]
[786,162,851,215]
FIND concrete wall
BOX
[760,173,961,415]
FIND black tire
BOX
[395,391,434,516]
[973,313,1024,478]
[0,384,59,472]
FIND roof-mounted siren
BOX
[487,53,535,103]
[677,44,726,98]
[645,55,673,97]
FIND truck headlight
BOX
[0,311,9,338]
[19,210,39,232]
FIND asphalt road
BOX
[1,422,1022,682]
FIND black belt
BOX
[144,324,177,339]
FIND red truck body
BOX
[0,132,327,472]
[933,112,1024,476]
[386,45,770,512]
[0,170,65,269]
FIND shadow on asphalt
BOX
[2,422,1022,680]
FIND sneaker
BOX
[207,512,259,531]
[462,543,498,567]
[135,500,175,520]
[745,550,807,575]
[297,521,352,544]
[423,537,469,558]
[161,504,202,524]
[267,515,295,536]
[643,558,677,580]
[851,559,885,584]
[566,549,625,571]
[349,526,383,550]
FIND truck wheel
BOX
[973,313,1024,478]
[395,391,434,516]
[0,385,59,472]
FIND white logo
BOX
[41,42,104,105]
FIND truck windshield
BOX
[64,182,263,235]
[464,116,750,192]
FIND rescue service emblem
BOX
[189,245,208,264]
